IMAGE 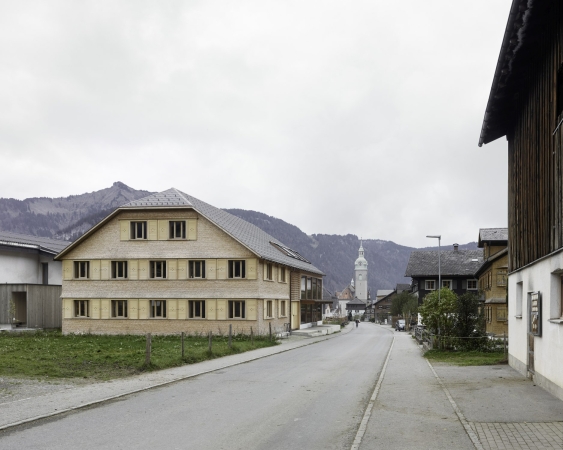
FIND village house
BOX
[479,0,563,400]
[404,244,482,304]
[54,188,326,335]
[0,231,69,329]
[475,228,508,336]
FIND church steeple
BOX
[354,239,368,301]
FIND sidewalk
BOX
[359,329,563,450]
[0,323,352,432]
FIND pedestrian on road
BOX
[355,319,359,327]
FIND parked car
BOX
[395,319,405,331]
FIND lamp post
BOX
[426,235,441,340]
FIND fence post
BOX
[145,333,151,365]
[269,322,272,341]
[181,331,185,359]
[208,331,212,353]
[229,324,232,349]
[503,332,506,357]
[250,326,254,345]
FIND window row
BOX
[299,276,323,300]
[64,298,289,321]
[424,279,478,291]
[120,219,197,241]
[263,262,287,283]
[479,269,508,290]
[63,258,262,281]
[484,305,507,323]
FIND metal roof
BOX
[0,231,70,255]
[376,289,394,298]
[405,249,484,277]
[63,188,323,275]
[478,228,508,246]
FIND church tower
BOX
[354,241,368,301]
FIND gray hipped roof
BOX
[60,188,323,275]
[405,249,484,277]
[0,231,70,255]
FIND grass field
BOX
[424,349,508,366]
[0,331,278,380]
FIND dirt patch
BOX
[0,376,91,404]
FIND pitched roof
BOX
[478,228,508,246]
[346,298,366,306]
[396,283,411,293]
[0,231,70,255]
[405,249,484,277]
[376,289,394,298]
[57,188,323,275]
[475,247,508,277]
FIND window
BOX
[516,281,523,317]
[300,276,323,300]
[111,300,128,318]
[150,261,167,279]
[442,280,452,289]
[42,263,48,285]
[279,267,286,283]
[280,300,287,317]
[74,300,89,317]
[189,260,206,279]
[111,261,128,279]
[265,300,273,318]
[150,300,166,318]
[467,279,478,290]
[74,261,90,279]
[264,263,273,281]
[496,269,507,287]
[189,300,206,319]
[130,221,147,240]
[425,280,435,290]
[496,306,507,322]
[229,300,245,319]
[228,260,246,279]
[169,221,186,239]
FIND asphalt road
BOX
[0,324,393,450]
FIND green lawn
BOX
[424,350,508,366]
[0,331,278,380]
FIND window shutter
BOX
[206,299,217,320]
[138,299,149,319]
[272,300,277,318]
[158,220,168,240]
[263,263,268,281]
[187,219,197,240]
[91,299,100,319]
[63,299,72,319]
[120,221,130,240]
[167,259,178,280]
[129,299,139,319]
[148,220,158,240]
[246,299,257,320]
[217,299,227,320]
[263,300,268,319]
[91,260,101,280]
[217,260,228,280]
[246,259,257,280]
[62,260,73,281]
[138,260,149,280]
[205,259,217,280]
[177,300,187,319]
[100,299,110,319]
[100,260,110,280]
[128,260,138,280]
[452,280,458,289]
[462,279,467,289]
[168,299,177,319]
[177,259,187,280]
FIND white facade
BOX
[354,242,368,301]
[0,248,62,285]
[508,250,563,401]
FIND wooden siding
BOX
[0,284,62,328]
[508,4,563,271]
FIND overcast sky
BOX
[0,0,510,248]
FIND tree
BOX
[402,295,418,326]
[454,292,486,349]
[418,288,457,336]
[390,291,415,316]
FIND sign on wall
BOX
[529,292,542,337]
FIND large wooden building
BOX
[54,189,326,335]
[479,1,563,400]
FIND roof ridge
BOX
[172,188,190,204]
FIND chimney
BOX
[453,243,459,251]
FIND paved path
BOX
[358,329,563,450]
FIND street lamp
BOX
[427,235,441,339]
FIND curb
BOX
[0,323,354,433]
